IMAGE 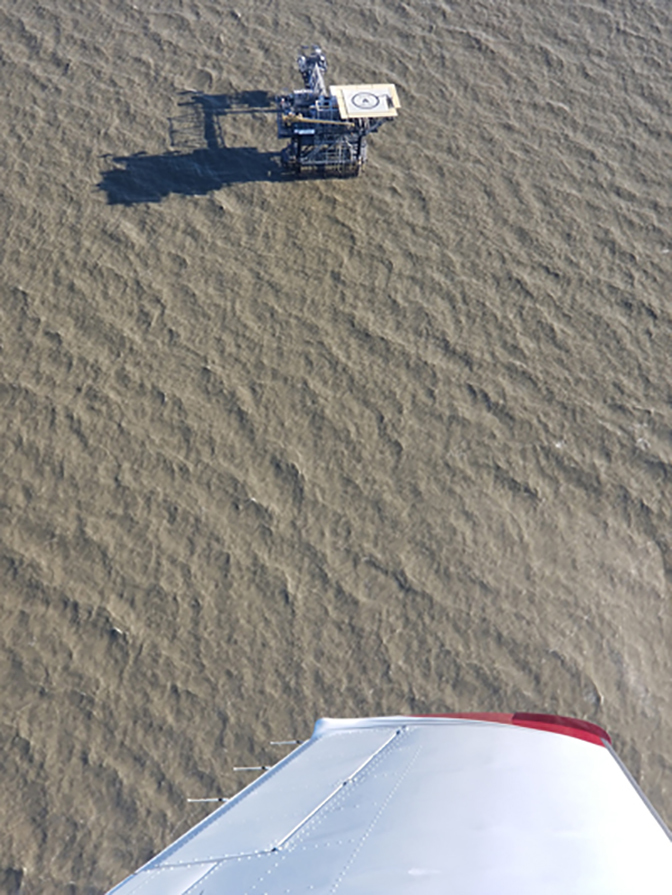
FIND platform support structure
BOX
[276,46,397,178]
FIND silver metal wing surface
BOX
[106,714,672,894]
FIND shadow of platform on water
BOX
[99,146,283,205]
[98,90,283,205]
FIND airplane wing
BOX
[106,713,671,894]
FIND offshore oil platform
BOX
[276,46,400,177]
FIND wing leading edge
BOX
[106,714,671,894]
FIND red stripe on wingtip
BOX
[511,713,611,746]
[412,712,610,746]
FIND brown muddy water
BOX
[1,1,671,892]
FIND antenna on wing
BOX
[270,739,304,745]
[186,797,231,803]
[234,765,273,772]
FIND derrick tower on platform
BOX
[276,46,400,178]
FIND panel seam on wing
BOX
[236,727,420,895]
[272,726,405,851]
[329,738,423,894]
